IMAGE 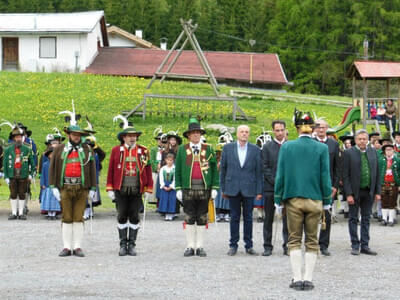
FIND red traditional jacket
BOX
[106,144,153,193]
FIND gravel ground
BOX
[0,203,399,300]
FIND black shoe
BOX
[283,248,289,256]
[303,281,314,291]
[377,216,383,222]
[73,248,85,257]
[381,220,387,226]
[227,247,237,256]
[351,248,360,256]
[360,248,377,256]
[127,228,138,256]
[8,214,17,220]
[245,248,258,256]
[372,212,378,219]
[184,248,195,257]
[119,246,128,256]
[262,249,272,256]
[118,228,128,256]
[289,280,303,291]
[59,248,72,257]
[127,245,137,256]
[196,248,207,257]
[320,248,331,256]
[18,215,27,220]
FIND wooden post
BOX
[182,22,219,95]
[143,96,147,120]
[352,76,356,106]
[159,36,190,83]
[146,30,185,89]
[362,78,368,129]
[233,99,237,121]
[387,79,390,99]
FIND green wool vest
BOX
[360,151,371,189]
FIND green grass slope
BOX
[0,72,349,205]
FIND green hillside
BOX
[0,71,350,205]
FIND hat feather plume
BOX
[59,100,79,126]
[113,114,129,129]
[0,119,15,129]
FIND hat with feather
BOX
[17,122,32,137]
[293,108,315,133]
[113,114,142,142]
[59,100,88,136]
[153,126,164,140]
[0,120,24,139]
[166,130,182,145]
[183,117,206,138]
[84,116,97,134]
[52,127,66,141]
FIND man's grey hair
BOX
[237,124,250,132]
[315,118,329,128]
[355,129,369,137]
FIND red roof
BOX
[85,48,288,85]
[349,60,400,79]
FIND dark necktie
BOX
[192,145,199,154]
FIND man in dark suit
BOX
[314,119,340,256]
[220,125,263,256]
[343,129,381,256]
[261,120,289,256]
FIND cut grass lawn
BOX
[0,71,359,205]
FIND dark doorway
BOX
[2,37,19,70]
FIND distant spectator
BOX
[370,102,377,119]
[385,99,397,131]
[377,104,386,123]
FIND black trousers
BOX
[9,178,28,200]
[348,189,373,250]
[263,191,288,251]
[183,189,209,225]
[319,209,331,250]
[115,190,142,224]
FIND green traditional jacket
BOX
[3,143,36,179]
[274,136,332,205]
[150,146,161,173]
[175,143,219,190]
[378,155,400,185]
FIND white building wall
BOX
[109,34,136,47]
[1,22,104,72]
[0,38,2,70]
[0,33,87,72]
[85,21,103,67]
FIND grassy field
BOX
[0,71,352,205]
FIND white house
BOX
[0,11,109,73]
[107,25,159,49]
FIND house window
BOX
[39,37,57,58]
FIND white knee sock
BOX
[389,209,396,223]
[10,199,18,215]
[304,252,318,282]
[382,209,389,222]
[62,223,73,250]
[290,249,303,282]
[185,224,196,249]
[72,222,84,249]
[18,199,25,216]
[196,225,205,249]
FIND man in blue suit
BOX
[220,125,263,256]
